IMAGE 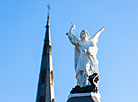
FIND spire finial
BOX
[47,4,51,18]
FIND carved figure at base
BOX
[67,24,104,88]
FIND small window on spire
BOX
[51,71,53,85]
[52,99,55,102]
[40,97,43,102]
[42,69,45,84]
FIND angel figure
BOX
[67,24,104,87]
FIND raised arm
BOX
[67,25,80,46]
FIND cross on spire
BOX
[47,4,51,17]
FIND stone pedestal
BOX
[67,92,100,102]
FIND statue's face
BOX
[81,31,87,40]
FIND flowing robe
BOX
[69,36,98,87]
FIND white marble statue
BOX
[67,24,104,87]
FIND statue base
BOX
[67,73,100,102]
[66,92,101,102]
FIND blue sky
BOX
[0,0,138,102]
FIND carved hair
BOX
[80,30,90,39]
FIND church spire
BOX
[36,5,55,102]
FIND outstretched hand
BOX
[71,22,75,29]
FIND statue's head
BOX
[80,30,90,40]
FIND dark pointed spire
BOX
[43,16,51,56]
[36,5,55,102]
